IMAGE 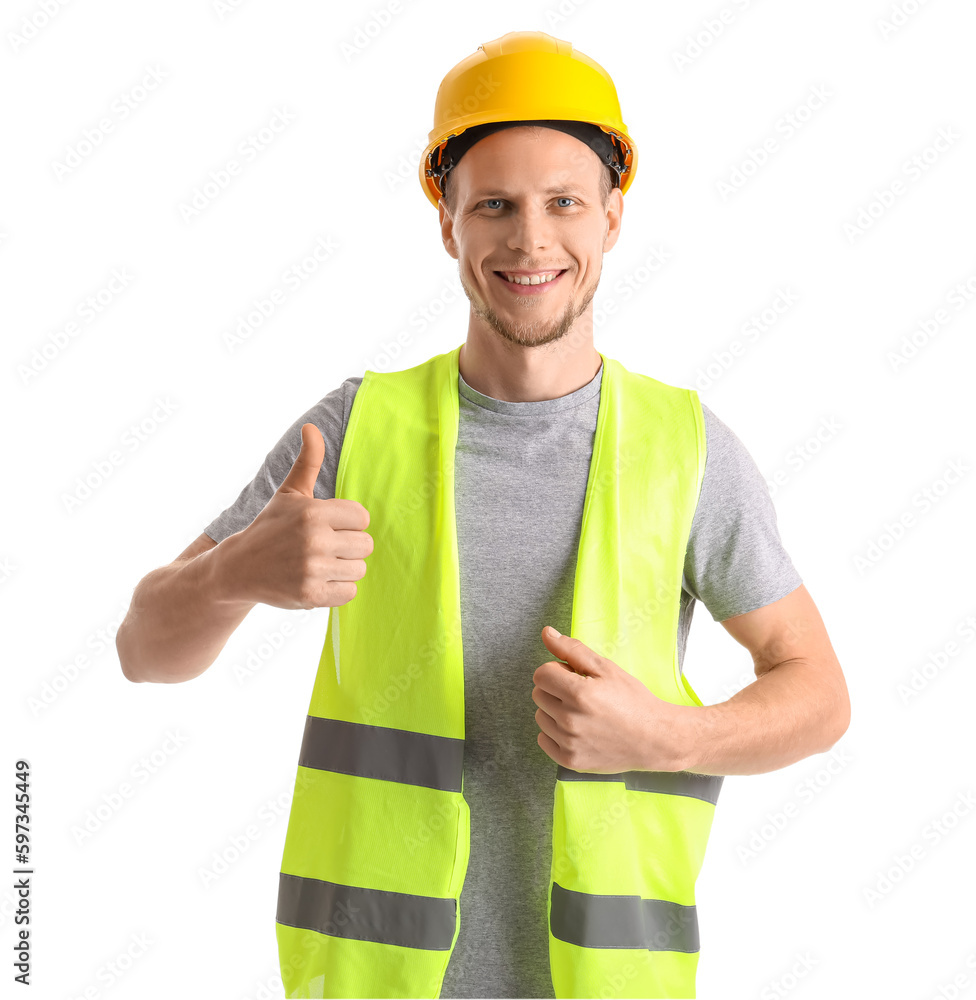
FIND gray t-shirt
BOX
[205,361,802,999]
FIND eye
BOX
[478,197,577,210]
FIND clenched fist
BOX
[221,422,373,610]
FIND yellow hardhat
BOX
[420,30,637,209]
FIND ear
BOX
[439,199,459,261]
[603,186,624,252]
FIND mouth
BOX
[492,269,568,295]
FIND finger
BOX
[324,556,368,581]
[534,705,562,744]
[531,686,563,717]
[537,730,564,764]
[533,661,582,701]
[542,628,605,678]
[277,423,326,497]
[328,527,374,558]
[326,498,371,530]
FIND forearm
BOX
[672,659,849,777]
[116,534,255,684]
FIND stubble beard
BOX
[459,264,600,350]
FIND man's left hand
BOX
[532,626,688,774]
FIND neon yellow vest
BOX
[275,344,723,999]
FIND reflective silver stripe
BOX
[277,872,456,951]
[556,765,723,805]
[550,881,699,953]
[299,716,464,793]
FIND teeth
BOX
[503,271,561,285]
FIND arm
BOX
[115,530,257,684]
[116,423,372,685]
[672,583,851,776]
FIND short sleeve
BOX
[683,404,803,622]
[203,376,362,544]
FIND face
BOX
[438,127,623,350]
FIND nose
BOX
[505,205,553,255]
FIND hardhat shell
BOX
[420,30,637,208]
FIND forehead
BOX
[453,129,603,198]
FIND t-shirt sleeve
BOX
[203,376,363,544]
[683,403,803,622]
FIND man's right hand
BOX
[220,423,373,610]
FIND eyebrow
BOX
[467,186,582,199]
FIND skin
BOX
[439,125,621,403]
[440,125,851,775]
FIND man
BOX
[116,31,850,1000]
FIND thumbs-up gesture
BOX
[224,423,373,611]
[531,627,689,774]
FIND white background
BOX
[3,1,975,998]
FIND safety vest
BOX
[275,343,723,999]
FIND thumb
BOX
[277,422,325,498]
[542,626,604,677]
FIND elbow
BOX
[115,622,143,683]
[821,686,851,751]
[119,661,142,684]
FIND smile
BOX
[493,270,567,294]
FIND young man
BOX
[117,31,849,1000]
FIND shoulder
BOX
[699,402,767,494]
[685,402,802,620]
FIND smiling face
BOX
[438,126,623,351]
